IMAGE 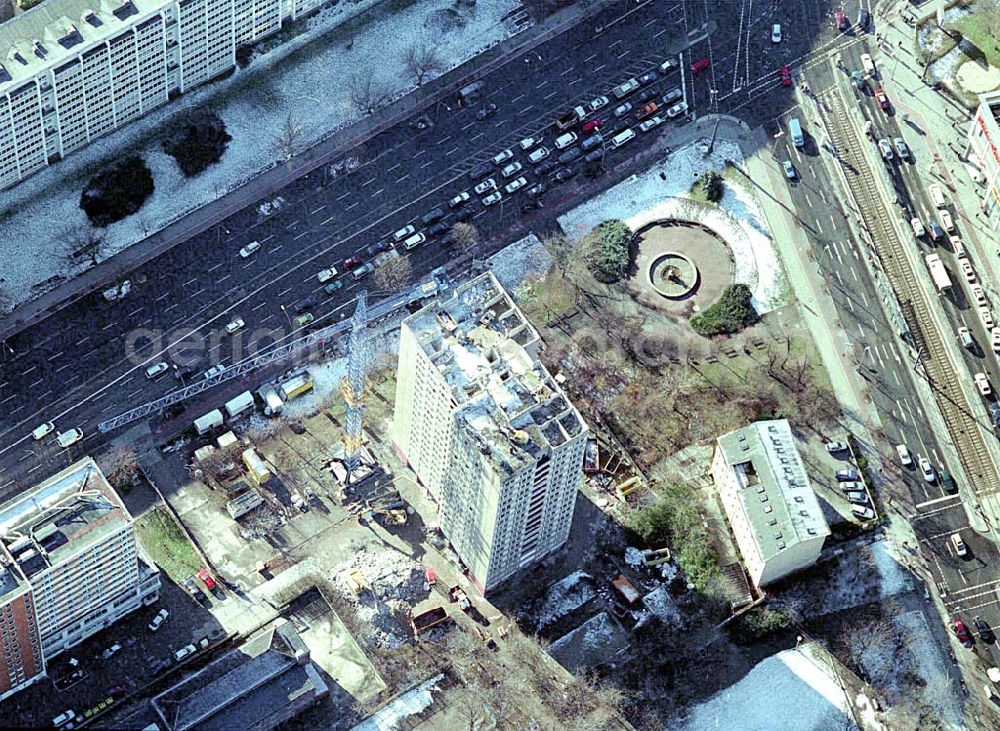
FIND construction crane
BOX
[340,291,372,481]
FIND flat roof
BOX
[717,420,830,560]
[0,0,167,93]
[404,272,585,474]
[153,620,325,731]
[0,457,129,581]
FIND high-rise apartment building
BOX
[0,457,160,700]
[393,273,588,593]
[0,0,325,189]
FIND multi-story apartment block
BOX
[967,91,1000,232]
[712,419,830,588]
[0,0,325,189]
[393,273,588,593]
[0,457,160,700]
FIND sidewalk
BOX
[0,0,604,344]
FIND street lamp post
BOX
[280,304,292,329]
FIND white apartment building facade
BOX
[712,419,829,588]
[0,0,324,189]
[393,273,588,593]
[0,457,160,690]
[967,91,1000,232]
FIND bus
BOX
[925,253,952,293]
[789,118,804,148]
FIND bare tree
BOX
[348,73,391,115]
[104,447,141,491]
[373,254,413,291]
[272,112,304,162]
[0,288,12,316]
[60,225,104,266]
[451,222,479,250]
[404,43,444,85]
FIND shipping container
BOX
[242,448,272,485]
[193,410,224,436]
[224,390,255,419]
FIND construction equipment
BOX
[345,569,371,596]
[341,292,372,482]
[411,607,451,636]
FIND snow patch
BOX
[486,233,551,295]
[869,539,916,598]
[531,570,596,630]
[350,673,444,731]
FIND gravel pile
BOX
[331,547,429,648]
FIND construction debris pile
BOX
[331,547,429,648]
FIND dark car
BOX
[292,296,316,314]
[638,70,658,85]
[453,207,474,222]
[421,207,445,225]
[551,167,577,183]
[857,8,870,31]
[476,102,498,120]
[342,254,365,270]
[468,161,493,180]
[427,221,450,237]
[953,618,974,648]
[521,200,544,213]
[323,281,343,295]
[584,148,605,164]
[558,147,582,165]
[535,160,557,176]
[173,364,197,381]
[183,577,208,603]
[989,402,1000,428]
[365,240,391,257]
[975,616,995,643]
[636,88,659,103]
[526,183,546,199]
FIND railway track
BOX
[821,90,1000,498]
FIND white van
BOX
[56,429,83,448]
[223,390,255,419]
[929,184,947,208]
[951,532,968,557]
[958,326,975,350]
[610,129,636,148]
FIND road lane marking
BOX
[208,262,223,273]
[294,231,310,240]
[310,205,326,215]
[101,323,115,332]
[47,351,63,362]
[252,301,268,312]
[321,215,336,225]
[218,274,231,284]
[346,201,360,211]
[337,191,351,201]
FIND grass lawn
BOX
[135,507,202,583]
[953,13,1000,69]
[519,268,578,326]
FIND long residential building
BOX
[0,0,324,189]
[967,91,1000,232]
[0,457,160,701]
[393,272,588,593]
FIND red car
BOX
[874,88,890,110]
[691,57,710,74]
[780,66,792,87]
[341,254,365,271]
[582,118,603,135]
[834,11,848,30]
[197,569,216,591]
[953,618,974,648]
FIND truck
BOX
[789,118,804,148]
[279,372,314,400]
[925,253,952,292]
[242,448,271,485]
[223,390,254,419]
[555,106,585,131]
[411,606,451,636]
[257,385,284,416]
[193,409,224,436]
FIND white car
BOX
[518,136,540,151]
[482,191,503,206]
[148,608,169,631]
[930,183,947,208]
[238,241,261,258]
[613,102,633,118]
[317,267,337,283]
[32,422,54,440]
[145,362,169,380]
[474,178,496,195]
[782,161,796,179]
[918,457,936,483]
[56,429,83,448]
[554,132,578,149]
[392,224,415,242]
[528,146,550,163]
[851,505,876,520]
[861,53,876,76]
[975,372,992,396]
[589,95,609,111]
[225,318,245,334]
[204,364,225,380]
[98,643,122,660]
[939,210,954,233]
[825,440,848,454]
[500,161,523,178]
[960,257,976,282]
[972,284,987,306]
[771,23,782,42]
[896,444,913,467]
[981,306,995,330]
[879,138,894,160]
[491,149,514,165]
[910,218,925,237]
[658,58,679,74]
[993,327,1000,353]
[173,644,196,662]
[638,116,664,132]
[666,101,689,118]
[504,176,528,194]
[449,191,471,208]
[952,533,968,557]
[403,232,426,250]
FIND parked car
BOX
[468,162,493,180]
[474,178,496,195]
[851,504,875,520]
[780,66,792,86]
[500,161,523,178]
[504,176,528,194]
[183,577,208,603]
[144,361,169,380]
[771,23,782,42]
[835,468,860,482]
[581,118,603,135]
[293,295,316,313]
[476,102,498,120]
[878,138,894,160]
[203,364,225,380]
[919,456,937,482]
[174,644,196,662]
[974,616,995,643]
[658,58,679,74]
[893,137,909,159]
[845,491,868,504]
[691,57,710,73]
[975,372,992,396]
[482,191,503,206]
[638,70,658,85]
[492,149,514,165]
[638,116,664,132]
[148,608,169,631]
[874,88,890,109]
[518,135,541,150]
[953,618,974,648]
[910,218,925,237]
[535,160,557,176]
[851,70,865,89]
[838,481,864,492]
[825,441,848,454]
[528,146,550,164]
[636,87,659,104]
[449,191,471,208]
[98,643,121,660]
[526,183,546,199]
[427,221,450,237]
[295,313,314,327]
[782,161,796,179]
[197,568,216,590]
[952,532,968,557]
[324,278,345,294]
[589,95,609,111]
[666,101,688,119]
[551,167,577,183]
[663,87,684,104]
[225,318,245,335]
[56,429,84,448]
[896,444,913,466]
[613,102,633,118]
[558,147,581,165]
